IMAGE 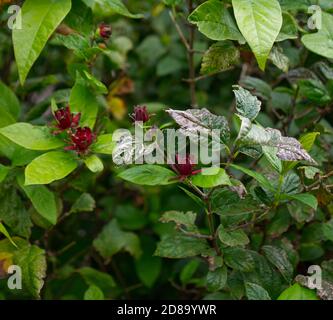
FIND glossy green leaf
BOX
[13,0,72,84]
[0,123,65,151]
[69,75,99,129]
[191,168,232,188]
[232,0,283,70]
[91,0,143,19]
[84,155,104,173]
[283,193,318,210]
[118,165,177,186]
[18,175,58,225]
[91,134,115,155]
[188,0,244,42]
[25,151,78,185]
[278,283,318,300]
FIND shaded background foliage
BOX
[0,0,333,300]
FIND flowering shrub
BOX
[0,0,333,301]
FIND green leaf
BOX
[262,245,293,282]
[79,267,116,292]
[0,164,10,183]
[230,164,274,191]
[1,239,47,298]
[160,211,198,232]
[180,260,201,285]
[0,222,17,248]
[0,183,32,238]
[118,165,177,186]
[69,75,99,129]
[232,0,283,70]
[245,282,271,300]
[135,253,162,288]
[299,243,324,261]
[269,46,289,72]
[84,285,104,300]
[52,34,91,60]
[25,151,78,185]
[12,0,72,84]
[84,155,104,173]
[0,123,65,151]
[233,86,261,121]
[0,108,16,129]
[211,188,261,217]
[188,0,244,42]
[191,168,232,188]
[93,219,141,259]
[0,81,20,119]
[201,41,240,75]
[278,283,318,300]
[206,266,228,292]
[93,0,143,19]
[154,233,209,259]
[91,134,115,155]
[302,12,333,59]
[283,193,318,210]
[70,193,96,214]
[217,224,249,247]
[322,219,333,242]
[276,12,299,42]
[17,174,58,225]
[224,247,255,272]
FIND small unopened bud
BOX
[98,23,112,39]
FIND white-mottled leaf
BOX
[233,86,261,121]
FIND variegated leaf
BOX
[166,108,230,142]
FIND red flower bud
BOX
[99,23,112,39]
[54,106,81,132]
[66,127,95,154]
[132,105,150,123]
[174,154,196,177]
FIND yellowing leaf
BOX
[107,96,127,120]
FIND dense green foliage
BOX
[1,0,333,300]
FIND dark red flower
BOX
[66,127,95,154]
[99,23,112,39]
[173,154,200,177]
[54,106,81,132]
[132,105,150,123]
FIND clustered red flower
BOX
[173,154,201,180]
[66,127,95,154]
[53,105,95,155]
[131,105,150,123]
[54,106,81,131]
[98,23,112,39]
